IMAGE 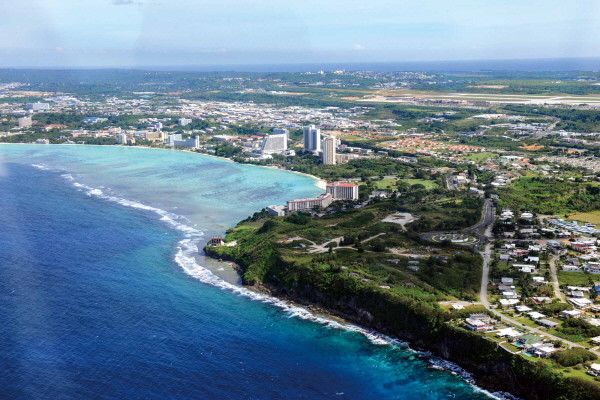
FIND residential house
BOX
[561,310,583,319]
[536,319,559,329]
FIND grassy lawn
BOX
[462,152,499,162]
[373,178,438,190]
[398,178,439,189]
[374,178,397,190]
[567,211,600,225]
[558,271,593,287]
[562,366,598,382]
[515,317,540,329]
[503,342,521,353]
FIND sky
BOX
[0,0,599,68]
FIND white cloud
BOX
[353,44,366,51]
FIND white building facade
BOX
[287,193,333,211]
[326,182,359,200]
[261,132,288,154]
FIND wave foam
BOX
[31,163,51,171]
[42,165,510,399]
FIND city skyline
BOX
[1,1,599,68]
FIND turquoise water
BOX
[0,144,501,399]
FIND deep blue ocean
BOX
[0,145,501,400]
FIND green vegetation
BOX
[462,152,499,162]
[556,319,600,343]
[497,177,600,214]
[398,178,439,189]
[207,199,600,399]
[373,177,439,190]
[558,271,595,287]
[208,198,482,300]
[552,348,598,367]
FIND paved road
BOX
[479,242,493,309]
[421,198,495,247]
[477,214,599,356]
[548,255,565,301]
[466,198,495,234]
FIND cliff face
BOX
[259,280,600,400]
[204,247,600,400]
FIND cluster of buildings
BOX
[547,219,600,236]
[303,125,339,165]
[464,313,559,358]
[267,181,360,216]
[382,137,485,157]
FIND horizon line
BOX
[1,56,599,73]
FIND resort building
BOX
[287,193,333,212]
[321,135,337,165]
[166,134,200,148]
[326,182,359,200]
[116,133,128,144]
[303,125,321,154]
[261,130,288,154]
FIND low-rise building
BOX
[266,205,286,217]
[465,318,492,332]
[287,193,333,212]
[561,310,583,319]
[536,319,559,329]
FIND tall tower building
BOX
[303,125,321,153]
[321,135,337,165]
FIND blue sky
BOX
[1,0,599,67]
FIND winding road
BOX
[420,198,495,247]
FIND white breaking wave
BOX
[58,172,398,346]
[31,163,52,171]
[34,165,510,400]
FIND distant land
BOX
[4,57,600,73]
[116,57,600,73]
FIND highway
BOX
[420,198,495,247]
[465,198,495,234]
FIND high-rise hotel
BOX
[303,125,321,154]
[321,135,337,165]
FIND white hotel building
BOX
[326,182,359,200]
[287,193,333,212]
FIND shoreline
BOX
[0,142,528,398]
[206,252,513,400]
[0,142,327,191]
[215,257,507,399]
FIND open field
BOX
[399,178,439,189]
[567,211,600,225]
[373,178,438,190]
[462,152,499,161]
[373,178,397,189]
[557,271,593,287]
